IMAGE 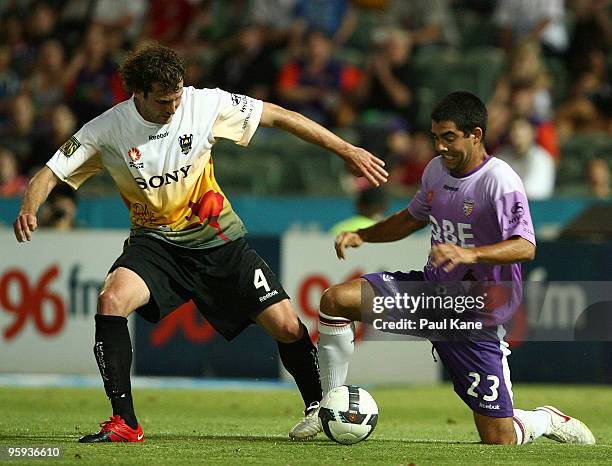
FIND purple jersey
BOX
[408,156,536,323]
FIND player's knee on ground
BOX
[474,414,516,445]
[479,431,516,445]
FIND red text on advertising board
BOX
[0,266,65,341]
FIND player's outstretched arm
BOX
[335,208,428,259]
[13,166,60,242]
[259,102,388,187]
[431,237,536,273]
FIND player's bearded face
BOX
[135,81,184,125]
[431,121,476,175]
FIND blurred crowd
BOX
[1,0,611,214]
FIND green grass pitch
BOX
[1,384,611,465]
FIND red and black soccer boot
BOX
[78,415,144,443]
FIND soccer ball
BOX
[318,385,378,445]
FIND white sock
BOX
[317,311,355,396]
[513,409,551,444]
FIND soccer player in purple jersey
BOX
[290,91,596,445]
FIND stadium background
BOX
[1,0,611,388]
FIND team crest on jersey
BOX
[59,136,81,157]
[463,198,475,217]
[179,134,193,155]
[127,147,144,168]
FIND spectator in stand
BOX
[24,39,66,118]
[183,1,250,54]
[91,0,147,48]
[289,0,356,54]
[512,84,559,159]
[493,0,568,56]
[19,1,60,75]
[386,129,434,191]
[140,0,194,47]
[587,157,611,199]
[64,24,128,126]
[210,24,277,101]
[38,182,78,230]
[490,41,553,121]
[248,0,299,47]
[0,45,20,113]
[329,186,388,236]
[31,103,76,170]
[497,117,556,200]
[489,80,560,163]
[277,29,361,126]
[555,70,612,138]
[565,0,612,79]
[1,93,37,172]
[383,0,460,50]
[0,147,27,197]
[355,28,418,129]
[1,13,28,74]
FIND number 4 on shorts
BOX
[253,268,270,292]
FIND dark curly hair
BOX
[119,45,185,96]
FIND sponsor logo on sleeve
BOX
[511,202,524,216]
[505,202,526,230]
[230,93,255,130]
[231,93,243,106]
[59,136,81,157]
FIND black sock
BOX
[94,314,138,429]
[277,322,322,408]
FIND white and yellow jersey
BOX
[47,87,263,248]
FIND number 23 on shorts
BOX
[467,372,500,401]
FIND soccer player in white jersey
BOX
[12,45,388,443]
[291,92,596,445]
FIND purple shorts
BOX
[363,270,514,418]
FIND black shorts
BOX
[110,235,289,340]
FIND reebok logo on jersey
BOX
[479,402,500,410]
[149,131,169,141]
[134,165,191,189]
[59,136,81,157]
[259,289,279,302]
